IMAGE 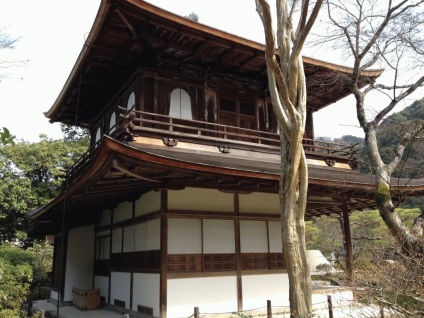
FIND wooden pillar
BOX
[342,199,354,280]
[234,193,243,312]
[160,189,168,318]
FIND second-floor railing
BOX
[118,107,358,163]
[63,108,358,186]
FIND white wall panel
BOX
[132,273,160,315]
[168,188,233,212]
[99,209,112,226]
[240,220,268,253]
[112,228,122,253]
[113,201,133,223]
[242,273,290,309]
[168,218,202,254]
[134,222,147,251]
[63,225,95,301]
[135,191,161,217]
[146,219,160,250]
[167,276,237,318]
[123,226,135,252]
[96,230,110,237]
[239,192,279,214]
[268,221,283,253]
[94,276,109,303]
[110,272,131,309]
[203,219,235,253]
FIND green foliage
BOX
[27,243,53,286]
[0,243,52,316]
[340,135,364,145]
[185,12,199,22]
[0,127,15,146]
[306,208,421,263]
[0,130,89,243]
[0,245,33,317]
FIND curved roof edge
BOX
[44,0,383,120]
[28,136,424,220]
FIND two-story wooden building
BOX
[28,0,424,317]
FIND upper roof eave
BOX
[44,0,383,121]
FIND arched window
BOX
[95,127,101,144]
[109,112,116,134]
[169,88,192,120]
[127,92,135,110]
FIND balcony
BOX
[117,107,358,165]
[65,108,358,183]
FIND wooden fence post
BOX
[267,300,272,318]
[380,305,385,318]
[327,295,334,318]
[194,306,200,318]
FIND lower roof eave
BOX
[28,136,424,224]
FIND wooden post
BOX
[194,307,200,318]
[327,295,333,318]
[267,300,272,318]
[380,305,385,318]
[342,198,354,280]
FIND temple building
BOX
[28,1,424,317]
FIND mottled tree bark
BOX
[256,0,323,316]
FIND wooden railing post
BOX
[267,300,272,318]
[194,306,200,318]
[327,295,334,318]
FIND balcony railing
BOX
[118,107,358,164]
[64,108,358,185]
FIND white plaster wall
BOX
[240,220,268,253]
[146,218,160,250]
[110,272,131,309]
[203,219,235,253]
[96,229,110,237]
[134,222,147,251]
[96,236,110,260]
[132,273,160,315]
[113,201,133,223]
[50,290,59,301]
[123,225,135,252]
[168,187,234,212]
[99,209,112,226]
[120,219,160,252]
[167,276,238,318]
[63,225,95,302]
[168,218,201,254]
[112,228,122,253]
[94,276,109,303]
[268,221,282,253]
[242,273,290,310]
[135,191,161,217]
[239,192,279,214]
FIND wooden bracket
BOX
[163,138,178,147]
[218,145,230,154]
[348,158,358,170]
[325,158,336,167]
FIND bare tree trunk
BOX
[324,0,424,256]
[256,1,323,316]
[280,136,312,317]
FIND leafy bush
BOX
[0,243,53,316]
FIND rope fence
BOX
[184,296,394,318]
